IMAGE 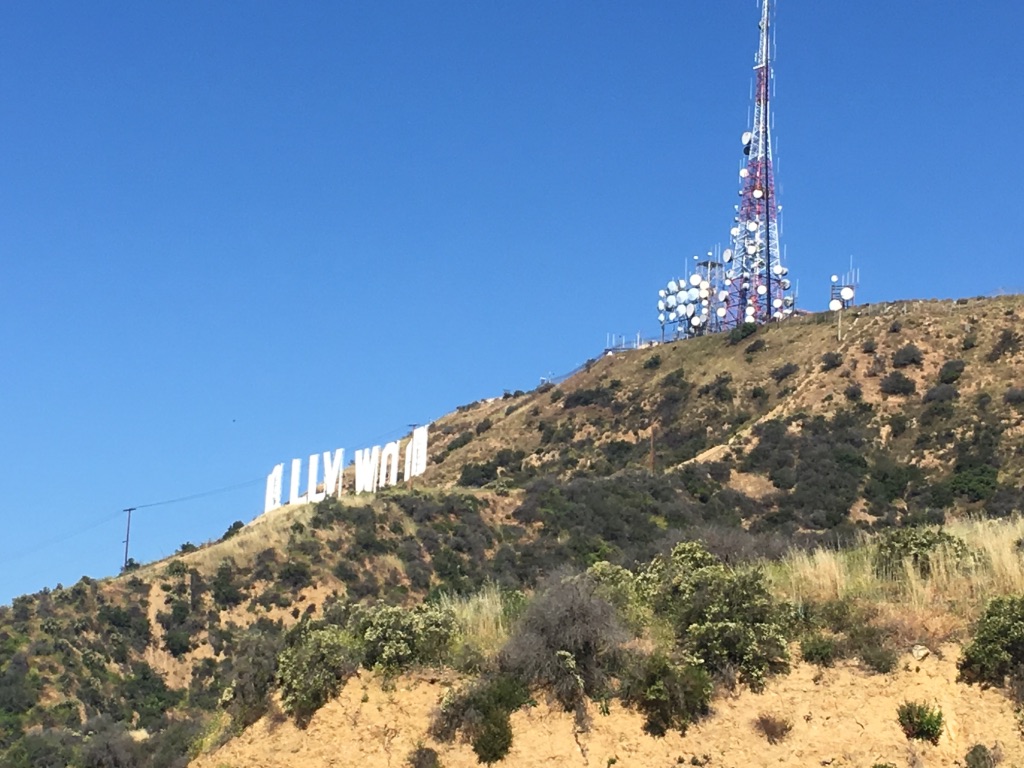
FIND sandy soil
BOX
[191,644,1023,768]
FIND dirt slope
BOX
[192,645,1021,768]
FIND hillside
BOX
[4,295,1024,768]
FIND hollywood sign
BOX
[263,425,429,513]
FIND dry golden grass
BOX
[437,583,514,658]
[766,516,1024,640]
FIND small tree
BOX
[277,626,361,726]
[879,372,916,396]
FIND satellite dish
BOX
[718,290,729,301]
[689,274,702,287]
[830,275,839,283]
[699,280,710,290]
[781,267,789,276]
[667,280,679,293]
[746,244,757,255]
[756,284,768,295]
[730,227,740,237]
[741,131,753,145]
[773,311,783,320]
[773,298,783,309]
[772,264,783,276]
[840,286,855,301]
[746,221,758,232]
[701,300,709,308]
[745,306,756,316]
[676,291,687,303]
[699,289,709,300]
[724,278,733,286]
[685,303,695,318]
[723,251,733,263]
[658,289,667,298]
[657,300,666,312]
[739,168,750,178]
[690,316,702,327]
[666,295,677,309]
[716,307,727,318]
[658,313,665,323]
[780,278,791,290]
[752,188,764,199]
[829,299,843,311]
[784,296,794,307]
[668,310,678,321]
[742,282,750,290]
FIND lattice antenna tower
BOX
[720,0,794,329]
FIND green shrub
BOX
[430,674,531,764]
[874,528,970,578]
[406,743,442,768]
[938,359,966,384]
[770,362,799,383]
[619,651,711,737]
[892,344,923,368]
[844,383,862,402]
[475,417,493,435]
[896,700,943,744]
[986,328,1021,363]
[964,744,998,768]
[745,338,766,355]
[347,603,456,673]
[277,625,361,726]
[221,520,245,540]
[650,542,790,690]
[879,371,916,396]
[820,351,843,372]
[211,560,245,608]
[800,632,839,667]
[728,323,758,345]
[447,431,473,452]
[861,338,877,353]
[643,354,662,370]
[1004,387,1024,407]
[958,595,1024,686]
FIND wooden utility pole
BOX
[649,426,656,472]
[122,507,136,571]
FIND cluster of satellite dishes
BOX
[829,273,856,311]
[657,271,720,332]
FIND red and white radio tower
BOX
[719,0,795,329]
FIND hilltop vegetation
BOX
[4,296,1024,767]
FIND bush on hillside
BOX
[649,542,790,690]
[897,700,943,744]
[938,359,966,384]
[821,351,844,371]
[501,572,625,723]
[986,328,1021,363]
[619,651,712,737]
[770,362,799,383]
[958,595,1024,686]
[879,371,916,396]
[874,527,971,579]
[892,344,923,368]
[222,620,286,729]
[277,625,361,727]
[431,674,531,764]
[923,383,959,403]
[347,603,456,673]
[727,323,758,345]
[642,354,662,370]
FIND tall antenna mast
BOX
[720,0,794,329]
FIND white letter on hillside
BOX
[354,446,381,494]
[322,449,345,497]
[288,458,304,504]
[307,453,325,503]
[264,463,284,513]
[404,425,430,480]
[379,441,400,488]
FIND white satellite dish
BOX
[658,313,665,323]
[716,307,727,318]
[666,295,677,309]
[668,310,678,321]
[780,278,791,290]
[676,291,687,303]
[746,244,757,255]
[658,289,667,298]
[718,290,729,301]
[745,306,756,316]
[773,298,783,309]
[689,274,702,287]
[781,267,789,276]
[756,284,768,295]
[667,280,679,293]
[746,221,758,232]
[685,303,695,318]
[784,296,794,307]
[741,131,753,145]
[723,251,733,263]
[752,188,764,199]
[724,278,733,286]
[657,300,666,311]
[690,316,702,327]
[699,289,709,300]
[729,227,740,238]
[739,168,750,178]
[840,286,855,301]
[830,274,839,283]
[699,280,710,290]
[829,299,843,311]
[772,264,783,276]
[742,282,750,290]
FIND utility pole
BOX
[649,426,656,473]
[122,507,136,571]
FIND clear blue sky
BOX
[1,1,1020,604]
